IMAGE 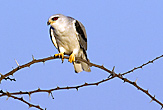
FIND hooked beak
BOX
[47,21,50,25]
[47,20,56,26]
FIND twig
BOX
[4,77,16,82]
[1,67,163,109]
[0,56,56,83]
[122,54,163,76]
[0,55,113,83]
[115,74,163,108]
[9,95,44,110]
[0,76,114,97]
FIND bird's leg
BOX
[55,52,64,62]
[69,53,75,63]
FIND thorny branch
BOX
[4,77,16,82]
[116,74,163,108]
[0,55,113,83]
[0,90,44,110]
[9,95,43,110]
[0,54,163,110]
[0,73,16,82]
[0,77,114,97]
[1,73,163,109]
[122,54,163,76]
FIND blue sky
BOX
[0,0,163,110]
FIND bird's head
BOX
[47,14,68,28]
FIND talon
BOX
[69,53,75,63]
[55,52,64,62]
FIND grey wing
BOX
[49,26,58,49]
[74,20,87,51]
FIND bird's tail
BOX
[73,50,91,73]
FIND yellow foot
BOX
[55,52,64,62]
[69,53,75,63]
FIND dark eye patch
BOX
[52,17,59,21]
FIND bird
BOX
[47,14,91,73]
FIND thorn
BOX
[6,92,11,97]
[42,60,45,64]
[135,78,138,83]
[150,95,155,103]
[76,87,79,91]
[146,89,149,93]
[56,86,60,89]
[6,96,9,100]
[0,90,4,93]
[133,67,137,70]
[27,65,30,68]
[84,82,88,85]
[150,99,153,103]
[38,88,40,91]
[20,96,23,100]
[123,78,127,83]
[14,59,19,67]
[0,73,4,76]
[112,66,115,72]
[0,73,5,80]
[29,93,31,101]
[66,86,69,89]
[32,55,35,60]
[37,105,40,109]
[140,66,143,68]
[19,91,22,94]
[108,74,112,78]
[95,83,99,86]
[29,104,32,109]
[50,92,54,99]
[48,92,50,97]
[111,66,116,77]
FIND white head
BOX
[47,14,69,29]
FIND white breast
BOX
[54,24,80,55]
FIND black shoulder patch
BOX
[75,20,87,42]
[49,26,54,40]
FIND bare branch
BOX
[9,95,44,110]
[0,56,56,83]
[115,74,163,108]
[1,66,163,109]
[122,54,163,76]
[0,55,113,83]
[1,54,163,109]
[0,76,114,97]
[4,77,16,82]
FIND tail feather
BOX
[74,62,83,73]
[73,49,91,73]
[81,61,91,72]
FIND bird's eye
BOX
[52,17,59,21]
